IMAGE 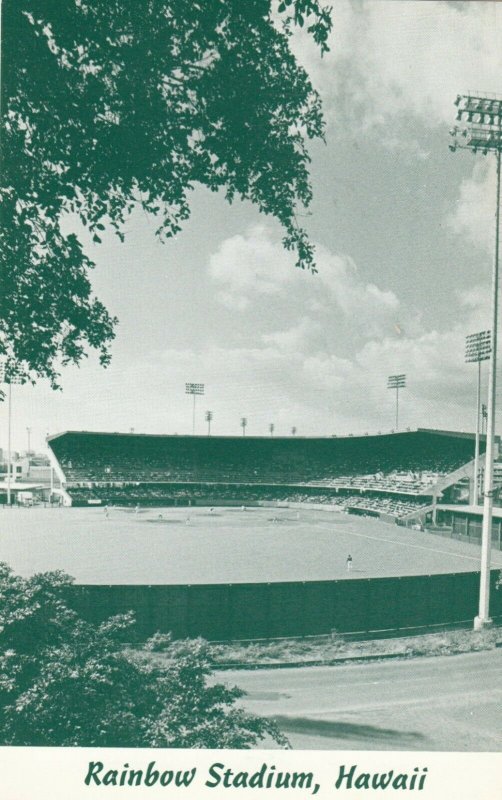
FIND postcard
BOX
[0,0,500,797]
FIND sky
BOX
[3,0,502,453]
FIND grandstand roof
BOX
[48,427,483,443]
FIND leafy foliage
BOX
[0,563,288,747]
[1,0,331,388]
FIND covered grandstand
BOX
[47,428,483,521]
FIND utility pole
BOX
[0,363,23,506]
[450,92,502,628]
[465,331,491,504]
[185,382,205,435]
[387,374,406,431]
[205,410,213,436]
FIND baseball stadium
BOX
[1,427,501,642]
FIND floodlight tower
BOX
[0,363,23,505]
[387,374,406,431]
[205,410,213,436]
[240,417,247,436]
[465,330,491,504]
[185,382,205,435]
[450,92,502,629]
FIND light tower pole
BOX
[185,382,205,435]
[387,374,406,431]
[450,92,502,629]
[0,363,23,505]
[465,330,491,505]
[240,417,247,436]
[205,410,213,436]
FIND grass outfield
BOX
[0,504,501,585]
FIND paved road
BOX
[219,650,502,751]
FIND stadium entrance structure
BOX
[48,428,485,522]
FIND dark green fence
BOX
[69,570,502,642]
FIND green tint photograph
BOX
[0,0,501,765]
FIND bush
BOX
[0,563,288,748]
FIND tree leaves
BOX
[0,563,288,748]
[1,0,331,387]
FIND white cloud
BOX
[315,247,399,322]
[290,2,500,259]
[208,225,293,310]
[208,225,400,338]
[293,0,501,131]
[456,283,491,336]
[447,160,497,254]
[262,317,323,353]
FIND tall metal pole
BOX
[465,331,490,504]
[7,382,12,506]
[476,146,501,629]
[474,358,481,504]
[387,374,406,431]
[185,383,205,436]
[205,411,213,436]
[450,93,502,627]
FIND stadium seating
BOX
[47,428,477,520]
[50,429,475,488]
[65,482,431,517]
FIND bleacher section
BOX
[48,429,479,520]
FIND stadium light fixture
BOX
[240,417,247,436]
[450,92,502,630]
[185,382,205,435]
[0,363,24,506]
[205,410,213,436]
[387,374,406,431]
[465,330,491,505]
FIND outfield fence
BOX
[69,569,502,642]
